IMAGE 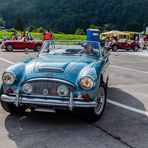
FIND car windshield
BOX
[39,40,102,58]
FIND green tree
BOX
[90,25,106,32]
[0,0,147,33]
[75,28,85,35]
[0,17,5,26]
[14,17,24,31]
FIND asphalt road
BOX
[0,49,148,148]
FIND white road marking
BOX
[110,65,148,74]
[1,57,148,117]
[0,58,14,64]
[107,99,148,117]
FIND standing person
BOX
[143,35,148,50]
[104,37,111,50]
[43,29,53,41]
[139,36,144,51]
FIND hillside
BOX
[0,0,148,33]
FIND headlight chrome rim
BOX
[22,83,33,94]
[80,75,95,90]
[57,85,69,97]
[2,71,16,85]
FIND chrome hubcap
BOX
[95,87,105,115]
[134,46,138,50]
[36,45,41,51]
[7,45,13,51]
[113,46,117,50]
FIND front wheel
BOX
[0,100,27,114]
[6,44,14,51]
[112,45,118,52]
[133,45,139,51]
[34,44,42,52]
[86,83,107,121]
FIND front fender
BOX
[0,84,3,97]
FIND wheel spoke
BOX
[95,86,106,115]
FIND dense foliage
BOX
[0,0,147,33]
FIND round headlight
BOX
[57,85,69,97]
[22,83,33,94]
[2,71,16,85]
[80,76,95,90]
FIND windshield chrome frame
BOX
[38,40,102,58]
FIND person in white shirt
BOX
[139,36,144,50]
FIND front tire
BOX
[6,44,14,51]
[86,83,107,121]
[1,100,26,114]
[34,44,42,51]
[112,45,118,52]
[133,45,139,51]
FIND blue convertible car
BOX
[0,40,109,121]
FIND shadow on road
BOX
[3,87,148,148]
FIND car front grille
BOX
[23,79,76,97]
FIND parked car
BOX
[110,40,140,51]
[1,38,43,51]
[0,40,110,121]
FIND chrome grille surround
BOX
[21,78,76,97]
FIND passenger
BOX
[14,31,18,40]
[80,43,100,56]
[11,34,16,40]
[26,31,33,41]
[11,31,17,40]
[20,32,26,39]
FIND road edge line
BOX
[110,65,148,74]
[107,99,148,117]
[0,58,15,64]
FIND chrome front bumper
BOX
[1,94,97,110]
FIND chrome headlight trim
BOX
[57,85,69,97]
[22,83,33,94]
[80,75,95,90]
[2,71,16,85]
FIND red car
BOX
[1,38,43,51]
[110,40,140,51]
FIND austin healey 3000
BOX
[0,40,109,121]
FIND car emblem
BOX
[43,89,48,96]
[44,73,55,77]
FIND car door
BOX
[124,41,131,49]
[119,41,126,49]
[24,41,34,49]
[14,41,25,49]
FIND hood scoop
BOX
[36,62,69,73]
[38,66,64,72]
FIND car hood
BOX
[9,55,102,86]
